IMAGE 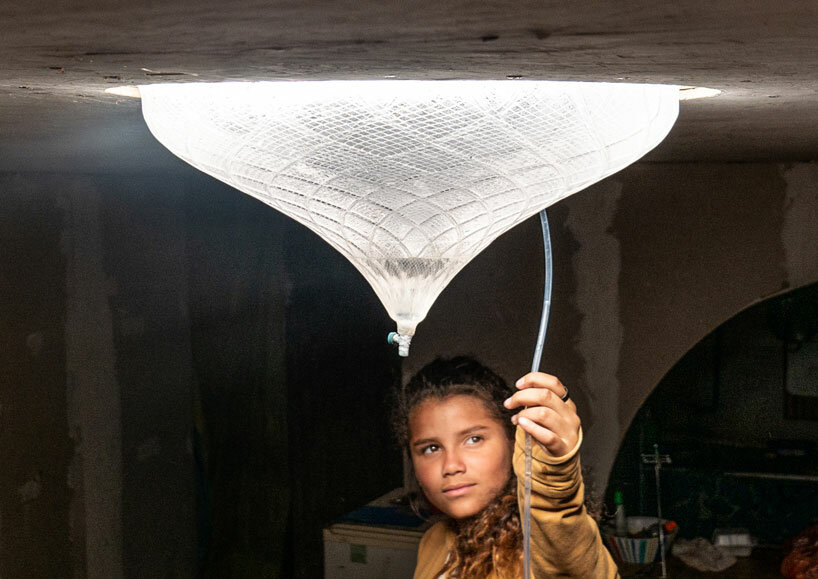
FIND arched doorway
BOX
[605,282,818,572]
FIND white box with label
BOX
[323,489,431,579]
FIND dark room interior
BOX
[2,1,818,578]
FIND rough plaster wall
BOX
[564,181,623,490]
[184,175,292,577]
[60,182,124,579]
[609,163,791,491]
[782,163,818,288]
[0,174,72,578]
[602,162,818,490]
[1,172,197,578]
[103,174,197,578]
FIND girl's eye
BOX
[422,444,440,455]
[466,435,483,445]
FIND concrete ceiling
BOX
[2,0,817,171]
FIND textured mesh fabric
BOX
[139,81,679,340]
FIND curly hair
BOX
[443,477,523,577]
[392,356,522,578]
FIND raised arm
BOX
[506,373,619,578]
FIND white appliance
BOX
[324,488,433,579]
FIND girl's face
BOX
[409,394,513,520]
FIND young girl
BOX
[393,356,618,578]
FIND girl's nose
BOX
[442,450,466,477]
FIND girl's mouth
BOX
[442,484,476,497]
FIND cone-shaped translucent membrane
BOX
[139,81,679,341]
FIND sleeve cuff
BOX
[515,425,583,466]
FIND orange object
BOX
[781,524,818,578]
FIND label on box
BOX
[350,544,367,564]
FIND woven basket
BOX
[603,517,677,565]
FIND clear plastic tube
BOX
[523,209,553,579]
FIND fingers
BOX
[511,403,579,439]
[516,416,565,455]
[515,410,579,457]
[511,404,561,428]
[515,372,567,398]
[504,385,568,414]
[505,372,581,457]
[504,372,572,418]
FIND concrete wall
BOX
[0,166,401,578]
[0,174,73,578]
[403,162,818,494]
[0,172,199,578]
